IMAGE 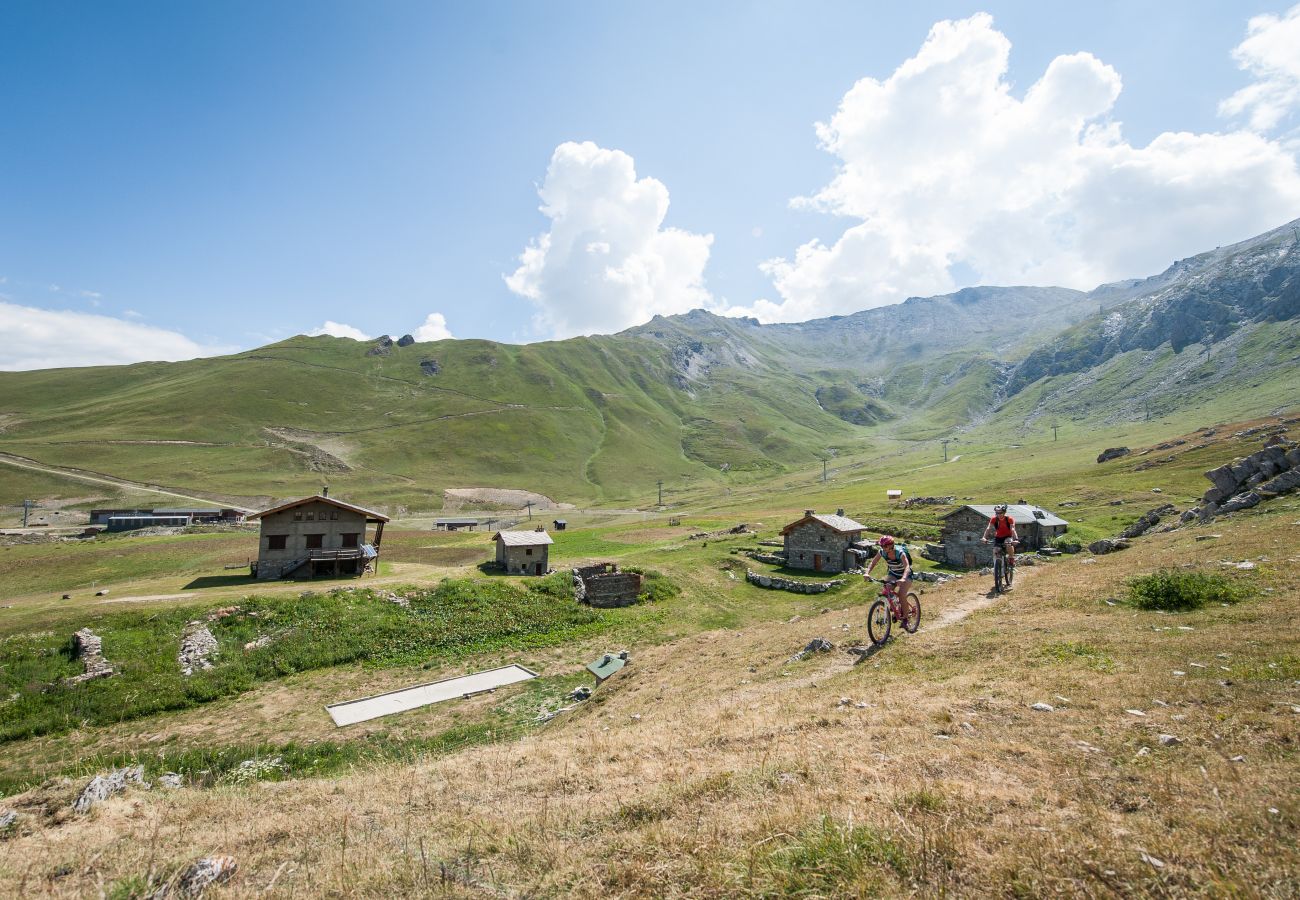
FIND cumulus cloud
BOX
[506,141,715,338]
[412,312,453,341]
[308,320,369,340]
[1220,3,1300,133]
[735,13,1300,322]
[0,301,226,371]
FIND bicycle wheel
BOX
[1005,557,1015,588]
[902,593,921,633]
[867,599,892,646]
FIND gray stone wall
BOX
[583,573,643,607]
[746,570,845,593]
[783,522,857,572]
[940,509,994,567]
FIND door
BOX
[534,563,543,575]
[964,550,976,568]
[813,554,823,571]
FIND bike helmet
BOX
[994,504,1008,513]
[878,534,895,547]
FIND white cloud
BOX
[308,320,369,340]
[1220,4,1300,133]
[737,13,1300,322]
[506,141,715,338]
[412,312,453,341]
[0,301,228,371]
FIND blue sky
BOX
[2,1,1299,368]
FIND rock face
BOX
[396,333,415,347]
[1097,447,1131,463]
[419,358,440,376]
[367,335,394,356]
[65,628,114,684]
[1184,439,1300,521]
[746,570,845,594]
[178,622,219,676]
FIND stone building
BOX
[935,504,1068,568]
[780,509,867,573]
[573,563,642,607]
[490,528,553,575]
[248,495,389,580]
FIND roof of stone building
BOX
[945,504,1068,527]
[247,495,390,522]
[780,512,867,535]
[490,530,554,546]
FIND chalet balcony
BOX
[307,548,366,561]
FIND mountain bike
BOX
[865,577,921,646]
[984,539,1018,593]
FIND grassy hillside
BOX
[0,413,1296,896]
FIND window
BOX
[293,512,303,521]
[305,533,324,549]
[330,510,338,520]
[267,534,287,550]
[525,548,533,555]
[341,533,359,548]
[305,511,315,521]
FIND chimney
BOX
[322,486,329,498]
[535,525,545,532]
[804,509,815,516]
[836,508,845,517]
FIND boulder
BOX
[1089,538,1131,555]
[396,333,415,347]
[1204,464,1240,496]
[419,359,441,376]
[1286,447,1300,469]
[1097,447,1131,463]
[1119,504,1178,540]
[366,335,393,356]
[1218,491,1262,514]
[1259,469,1300,495]
[73,766,144,813]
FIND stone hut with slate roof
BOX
[938,504,1068,568]
[490,528,553,575]
[780,509,867,573]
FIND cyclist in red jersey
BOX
[981,504,1018,570]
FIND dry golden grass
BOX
[1,508,1298,897]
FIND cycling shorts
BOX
[994,536,1014,548]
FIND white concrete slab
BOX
[326,664,539,726]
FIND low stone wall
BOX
[746,569,844,594]
[65,628,114,685]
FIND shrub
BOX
[1126,569,1249,611]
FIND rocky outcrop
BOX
[1119,504,1178,540]
[419,358,440,376]
[1183,440,1300,522]
[1097,447,1131,463]
[397,334,415,347]
[65,628,114,684]
[1089,538,1132,555]
[746,570,844,594]
[367,335,394,356]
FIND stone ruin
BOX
[573,563,643,608]
[900,495,955,508]
[178,621,219,676]
[65,628,115,685]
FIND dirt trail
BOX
[754,570,1034,695]
[0,452,257,511]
